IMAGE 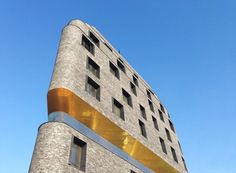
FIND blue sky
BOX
[0,0,235,172]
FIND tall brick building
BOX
[29,19,188,173]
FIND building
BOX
[29,19,188,173]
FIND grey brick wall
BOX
[29,122,143,173]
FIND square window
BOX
[159,110,165,122]
[152,116,159,131]
[117,58,126,73]
[146,89,152,100]
[112,98,124,120]
[169,120,175,133]
[160,103,165,113]
[159,137,167,154]
[109,62,120,79]
[89,32,99,47]
[171,147,178,163]
[87,57,100,78]
[85,76,100,101]
[69,137,87,171]
[82,35,94,55]
[130,82,137,96]
[165,128,172,142]
[122,89,132,107]
[148,100,155,112]
[139,104,147,120]
[133,75,139,87]
[139,120,147,138]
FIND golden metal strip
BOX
[48,88,179,173]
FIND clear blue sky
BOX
[0,0,235,173]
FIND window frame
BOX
[89,32,99,47]
[139,120,147,138]
[130,82,137,96]
[122,88,132,107]
[171,147,178,163]
[152,116,159,131]
[81,35,94,55]
[85,76,100,101]
[112,98,125,120]
[159,110,165,122]
[117,58,126,73]
[159,137,167,154]
[165,128,172,142]
[148,99,155,113]
[139,104,147,120]
[86,57,100,78]
[109,61,120,79]
[69,136,87,171]
[132,75,139,87]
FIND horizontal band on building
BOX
[47,88,179,173]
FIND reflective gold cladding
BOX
[48,88,179,173]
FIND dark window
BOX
[133,75,139,86]
[171,147,178,163]
[160,103,165,113]
[130,170,136,173]
[104,42,113,52]
[89,32,99,47]
[159,110,164,122]
[165,128,172,142]
[146,89,152,100]
[130,82,137,96]
[178,141,183,153]
[139,120,147,138]
[109,62,120,79]
[168,112,171,118]
[69,137,87,171]
[169,120,175,133]
[148,100,155,112]
[85,76,100,101]
[122,89,132,107]
[112,98,124,120]
[87,57,100,78]
[82,35,94,54]
[152,116,159,130]
[117,58,126,73]
[182,157,188,171]
[159,137,167,154]
[139,104,146,120]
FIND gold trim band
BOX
[48,88,179,173]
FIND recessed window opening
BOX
[109,62,120,79]
[86,76,100,101]
[69,137,87,171]
[89,32,99,47]
[152,116,159,130]
[139,120,147,138]
[112,98,124,120]
[117,58,126,73]
[159,137,167,154]
[130,82,137,96]
[87,57,100,78]
[122,89,132,107]
[139,104,147,120]
[82,35,94,54]
[148,100,155,112]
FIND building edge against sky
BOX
[29,19,188,173]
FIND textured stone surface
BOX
[29,122,143,173]
[31,19,187,173]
